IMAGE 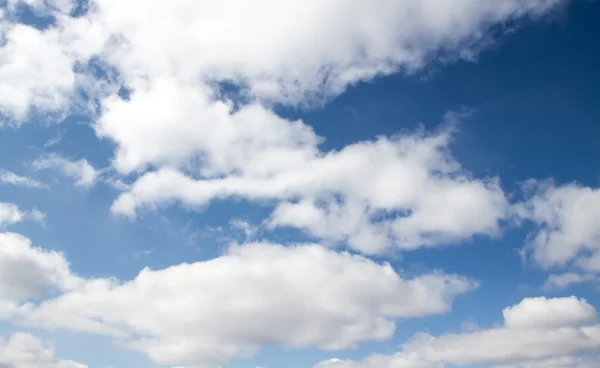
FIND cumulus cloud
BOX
[402,297,600,365]
[0,232,81,305]
[315,296,600,368]
[0,24,75,123]
[0,2,587,367]
[0,332,87,368]
[112,124,508,254]
[0,0,570,255]
[502,296,597,330]
[33,154,99,189]
[516,181,600,272]
[0,0,110,123]
[16,242,475,368]
[0,203,45,227]
[0,169,45,188]
[0,0,568,125]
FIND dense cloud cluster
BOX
[2,0,600,367]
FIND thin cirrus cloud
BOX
[0,169,46,189]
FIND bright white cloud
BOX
[33,154,99,189]
[0,2,587,367]
[0,0,568,255]
[0,332,87,368]
[0,203,45,227]
[502,296,597,330]
[0,169,45,188]
[86,0,568,105]
[0,0,567,125]
[403,296,600,366]
[19,242,476,368]
[516,181,600,272]
[112,124,508,254]
[0,24,75,123]
[315,296,600,368]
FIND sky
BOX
[1,0,600,367]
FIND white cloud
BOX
[544,273,600,291]
[0,332,87,368]
[0,23,75,123]
[0,232,81,305]
[0,0,567,125]
[87,0,567,105]
[516,181,600,272]
[229,219,259,241]
[4,0,77,15]
[18,242,476,368]
[315,296,600,368]
[313,354,443,368]
[1,0,568,255]
[403,296,600,366]
[0,0,112,123]
[112,124,508,254]
[0,203,45,227]
[502,296,597,330]
[493,356,600,368]
[33,154,99,189]
[0,169,45,188]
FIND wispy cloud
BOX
[33,154,99,189]
[44,131,64,148]
[0,202,46,227]
[0,169,46,189]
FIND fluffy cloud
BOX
[17,242,475,368]
[91,0,567,99]
[113,124,508,254]
[502,296,597,330]
[404,296,600,365]
[0,203,45,227]
[516,181,600,272]
[1,0,569,254]
[0,23,75,123]
[315,296,600,368]
[33,154,99,189]
[0,232,81,306]
[0,332,87,368]
[0,0,110,124]
[0,169,45,188]
[0,0,568,124]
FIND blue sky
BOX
[1,1,600,368]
